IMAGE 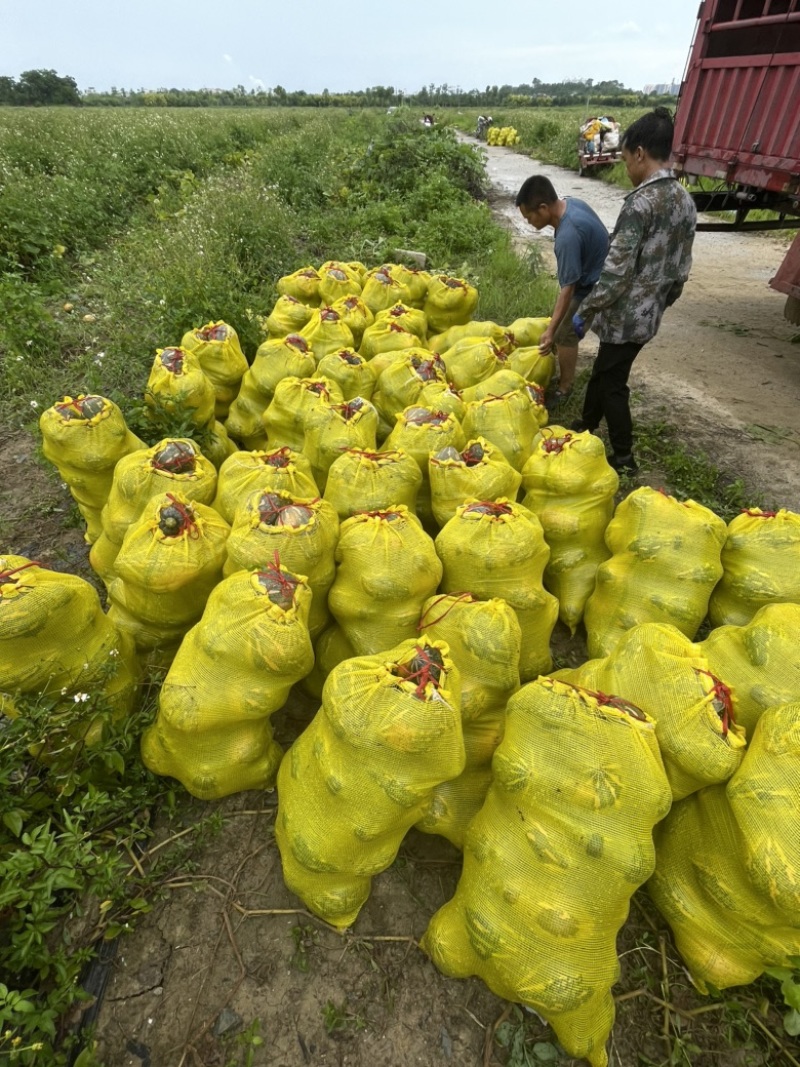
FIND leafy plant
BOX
[494,1006,563,1065]
[765,961,800,1036]
[321,999,367,1036]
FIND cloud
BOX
[616,20,642,34]
[223,53,233,63]
[249,75,265,89]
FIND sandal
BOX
[549,387,573,405]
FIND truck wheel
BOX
[784,296,800,326]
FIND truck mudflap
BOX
[769,232,800,324]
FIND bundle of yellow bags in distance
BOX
[461,391,539,473]
[435,499,558,681]
[328,506,442,655]
[708,507,800,627]
[422,677,671,1067]
[276,638,465,928]
[303,397,379,491]
[583,487,727,658]
[141,563,314,799]
[698,601,800,735]
[39,394,144,544]
[323,448,422,521]
[108,491,230,658]
[429,438,522,528]
[416,594,521,847]
[555,623,747,800]
[521,428,618,633]
[382,406,466,525]
[385,263,429,308]
[316,348,376,402]
[300,306,355,363]
[423,275,478,333]
[276,265,321,306]
[181,320,248,419]
[265,294,313,338]
[224,488,339,640]
[262,375,344,452]
[213,447,318,525]
[90,439,217,587]
[649,702,800,991]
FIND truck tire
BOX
[784,296,800,326]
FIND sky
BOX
[3,0,702,95]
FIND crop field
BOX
[1,106,799,1067]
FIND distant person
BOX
[516,175,609,406]
[571,107,697,473]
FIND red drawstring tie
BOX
[395,645,445,698]
[696,669,735,737]
[161,494,200,539]
[417,592,474,630]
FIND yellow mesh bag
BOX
[39,394,145,544]
[360,265,407,315]
[650,704,800,991]
[316,348,376,402]
[276,265,321,306]
[374,302,428,343]
[303,398,378,491]
[460,368,527,404]
[180,320,249,419]
[262,376,344,452]
[440,337,503,391]
[429,438,522,528]
[556,623,747,800]
[319,259,363,285]
[421,677,671,1067]
[461,391,538,473]
[505,316,551,348]
[328,507,442,655]
[698,601,800,736]
[506,345,557,389]
[428,320,510,355]
[107,492,230,656]
[90,439,217,586]
[708,508,800,627]
[317,265,363,306]
[372,350,448,430]
[521,428,618,633]
[300,622,356,701]
[300,306,355,362]
[384,263,429,308]
[416,594,521,847]
[225,334,316,449]
[144,347,216,429]
[359,319,420,362]
[213,446,318,525]
[275,638,465,927]
[330,294,374,348]
[381,407,466,527]
[423,275,479,333]
[417,381,466,424]
[584,487,727,659]
[435,499,558,681]
[323,448,422,521]
[224,489,338,640]
[202,419,238,470]
[141,564,314,799]
[265,294,314,338]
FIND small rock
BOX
[392,248,427,269]
[440,1026,453,1059]
[213,1008,243,1037]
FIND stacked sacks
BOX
[303,397,379,491]
[416,594,521,848]
[224,489,339,641]
[461,390,540,473]
[276,266,321,306]
[417,380,466,423]
[428,320,510,355]
[90,439,217,587]
[360,265,407,315]
[505,345,556,389]
[583,487,727,659]
[382,407,465,526]
[555,623,747,800]
[0,556,139,743]
[423,275,478,333]
[265,294,313,339]
[300,306,355,363]
[435,500,558,681]
[324,448,422,521]
[276,638,465,928]
[225,334,316,449]
[300,622,357,702]
[359,318,420,363]
[386,263,429,308]
[180,320,248,419]
[439,336,503,391]
[422,677,671,1067]
[328,507,442,655]
[372,350,448,435]
[505,316,550,348]
[39,395,144,544]
[263,376,344,452]
[649,702,800,991]
[316,348,376,402]
[708,508,800,627]
[374,302,428,344]
[461,368,528,404]
[521,428,618,633]
[141,562,314,799]
[330,294,374,349]
[213,447,318,526]
[107,491,230,660]
[429,438,522,528]
[317,262,363,305]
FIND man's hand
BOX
[572,313,586,341]
[538,328,554,355]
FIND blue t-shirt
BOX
[553,198,609,301]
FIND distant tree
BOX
[15,69,80,105]
[0,75,16,104]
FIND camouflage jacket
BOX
[580,169,696,344]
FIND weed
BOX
[223,1018,264,1067]
[290,924,317,973]
[494,1006,563,1064]
[321,999,367,1036]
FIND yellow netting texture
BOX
[428,320,510,355]
[300,307,356,363]
[417,381,467,424]
[374,302,428,343]
[323,448,422,521]
[373,350,448,430]
[262,376,344,452]
[505,316,551,348]
[359,320,420,362]
[212,448,318,525]
[505,346,557,389]
[276,266,322,307]
[225,334,316,448]
[461,392,538,473]
[145,347,216,428]
[383,264,429,308]
[330,294,375,347]
[461,369,528,404]
[423,275,479,333]
[381,408,466,526]
[316,348,376,402]
[429,438,522,528]
[180,320,248,419]
[359,266,407,316]
[302,399,379,491]
[440,337,503,391]
[265,294,313,338]
[300,622,356,701]
[318,265,363,306]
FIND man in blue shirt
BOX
[516,176,609,404]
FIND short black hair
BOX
[515,175,558,209]
[621,107,674,162]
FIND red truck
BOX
[671,0,800,322]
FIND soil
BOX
[5,139,799,1067]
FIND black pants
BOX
[581,340,644,456]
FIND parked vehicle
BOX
[577,116,622,176]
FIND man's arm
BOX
[538,283,576,355]
[580,203,647,317]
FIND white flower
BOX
[73,692,90,703]
[30,400,39,409]
[60,687,68,695]
[109,648,119,658]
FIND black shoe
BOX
[608,452,639,474]
[570,419,590,432]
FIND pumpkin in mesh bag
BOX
[372,349,448,432]
[421,677,671,1067]
[224,489,338,640]
[584,487,727,659]
[698,601,800,736]
[300,622,356,701]
[429,438,521,528]
[330,294,374,348]
[374,302,428,343]
[440,336,503,391]
[521,428,618,633]
[303,397,379,492]
[213,446,318,525]
[385,263,429,308]
[416,594,521,848]
[144,346,217,429]
[300,306,355,363]
[360,265,407,315]
[650,702,800,992]
[265,294,314,339]
[504,316,551,348]
[381,406,466,527]
[708,508,800,628]
[461,391,539,475]
[318,264,363,306]
[276,265,322,307]
[423,275,478,334]
[323,448,422,521]
[428,320,509,356]
[316,347,376,402]
[359,318,420,363]
[328,506,442,656]
[435,499,558,681]
[417,381,466,425]
[460,368,527,404]
[180,320,248,419]
[39,394,145,544]
[141,562,314,799]
[225,334,316,449]
[555,622,747,801]
[262,375,344,452]
[107,491,230,659]
[505,344,557,389]
[275,638,465,928]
